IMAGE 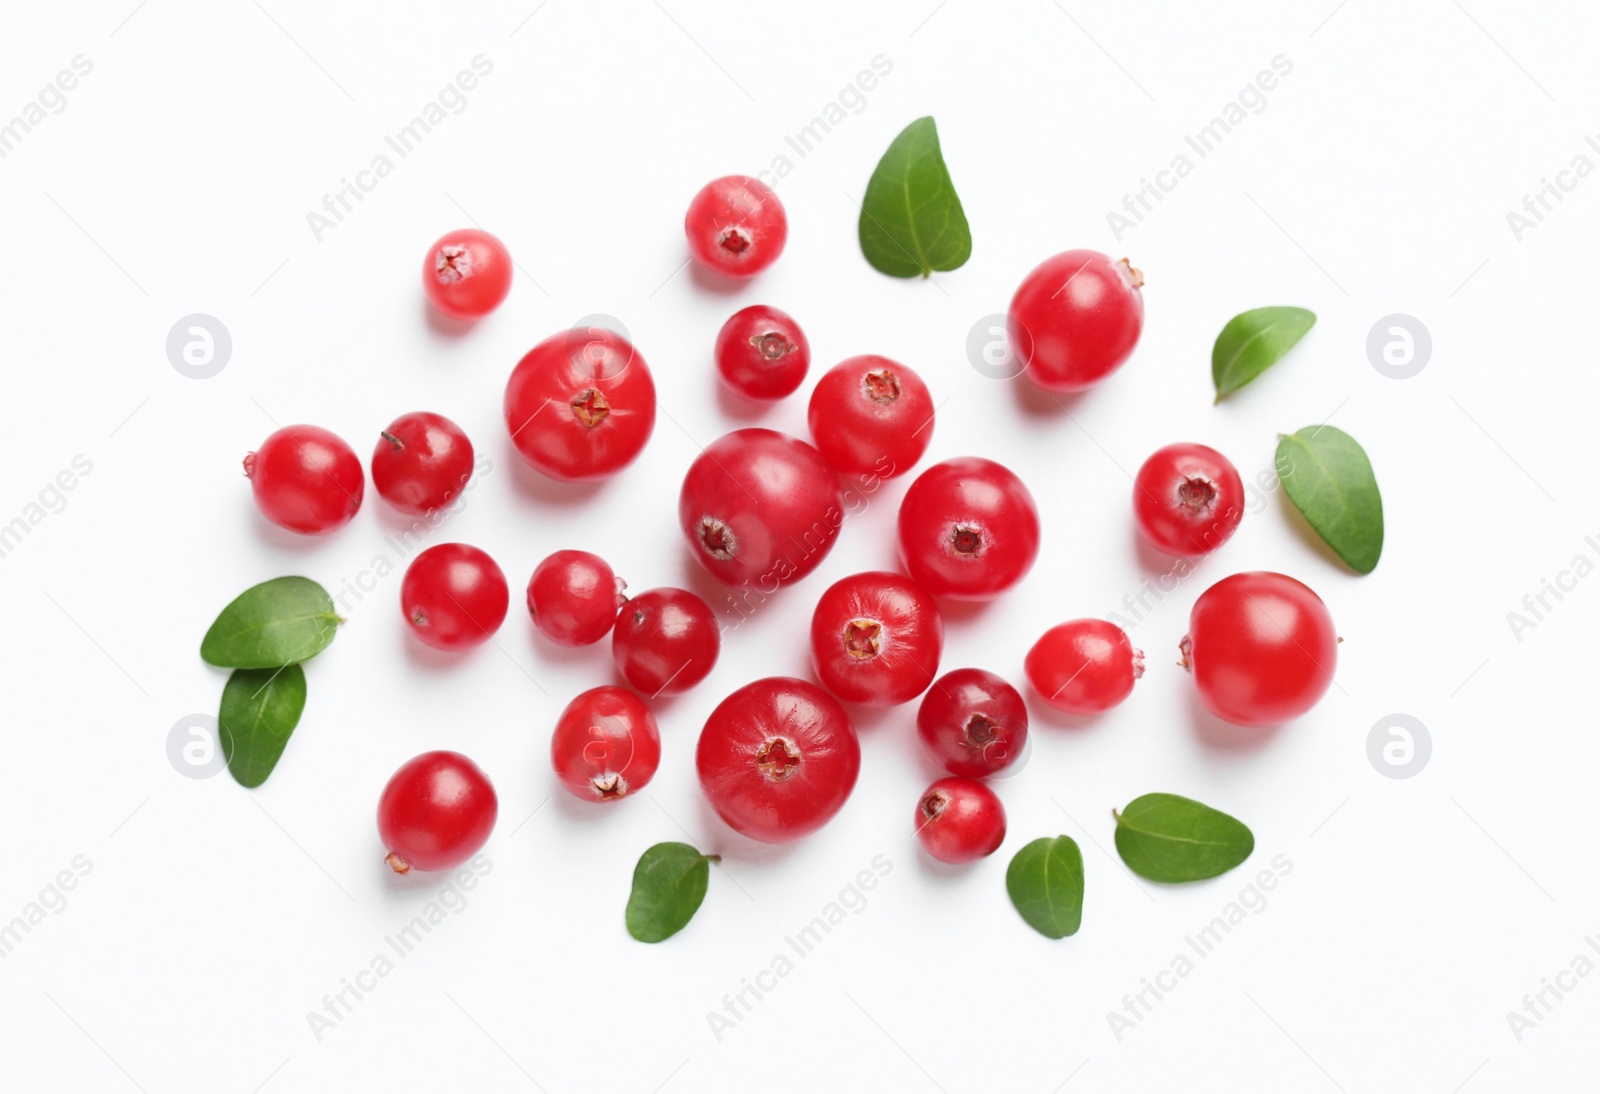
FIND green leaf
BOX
[1212,306,1316,400]
[626,842,717,943]
[201,576,341,668]
[858,117,971,279]
[1113,793,1254,883]
[1277,425,1384,574]
[1005,836,1084,939]
[218,664,307,788]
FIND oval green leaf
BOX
[1212,306,1316,400]
[1114,793,1253,883]
[1277,425,1384,574]
[201,576,340,668]
[858,116,971,279]
[626,842,716,943]
[1005,836,1084,939]
[219,664,307,789]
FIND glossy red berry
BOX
[917,668,1028,778]
[715,305,810,400]
[526,550,624,647]
[696,677,859,843]
[244,424,364,535]
[1182,571,1338,727]
[1134,443,1245,557]
[897,457,1040,600]
[612,587,721,697]
[1008,249,1143,392]
[809,571,942,706]
[679,428,844,589]
[377,750,497,873]
[684,175,787,278]
[1025,619,1143,715]
[401,543,509,651]
[550,685,661,802]
[422,228,512,320]
[504,327,656,481]
[915,777,1006,864]
[807,356,935,479]
[371,412,474,515]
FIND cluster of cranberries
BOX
[255,183,1339,879]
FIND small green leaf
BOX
[1277,425,1384,574]
[1212,306,1316,400]
[1114,793,1254,882]
[1005,836,1084,939]
[219,664,307,788]
[858,116,971,279]
[626,842,717,943]
[201,576,340,668]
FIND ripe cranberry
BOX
[371,412,474,515]
[422,228,513,320]
[715,305,810,400]
[377,750,497,873]
[1182,571,1338,726]
[1134,443,1245,557]
[679,428,844,589]
[526,550,625,647]
[1025,619,1143,715]
[400,543,509,651]
[917,668,1028,778]
[1008,249,1143,392]
[684,175,787,278]
[807,356,935,479]
[809,571,942,706]
[244,424,364,535]
[504,327,656,481]
[612,587,721,697]
[915,777,1006,864]
[897,457,1040,600]
[696,677,859,843]
[550,685,661,802]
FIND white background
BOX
[0,1,1593,1091]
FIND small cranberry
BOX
[917,668,1029,778]
[526,550,625,647]
[915,777,1006,864]
[377,750,497,873]
[244,424,364,535]
[550,685,661,802]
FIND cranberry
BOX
[1025,619,1143,715]
[526,550,625,647]
[1008,249,1143,392]
[550,685,661,802]
[244,424,364,535]
[915,777,1006,864]
[715,305,810,400]
[371,412,474,515]
[504,327,656,481]
[684,175,787,278]
[612,587,721,697]
[422,228,512,320]
[679,428,844,589]
[917,668,1028,778]
[1133,442,1245,557]
[807,355,935,479]
[897,457,1040,600]
[1182,571,1338,726]
[400,543,509,651]
[696,677,859,843]
[809,571,942,706]
[377,750,497,873]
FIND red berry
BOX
[1182,571,1338,726]
[915,777,1006,864]
[807,355,935,479]
[504,327,656,481]
[612,587,721,697]
[550,685,661,802]
[1008,249,1143,392]
[371,412,475,515]
[679,428,844,589]
[715,305,810,401]
[684,175,787,278]
[897,457,1040,600]
[809,571,943,706]
[917,668,1028,778]
[422,228,512,320]
[244,424,364,535]
[401,543,509,651]
[1025,619,1143,715]
[696,677,859,843]
[1133,442,1244,557]
[377,750,497,873]
[526,550,624,647]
